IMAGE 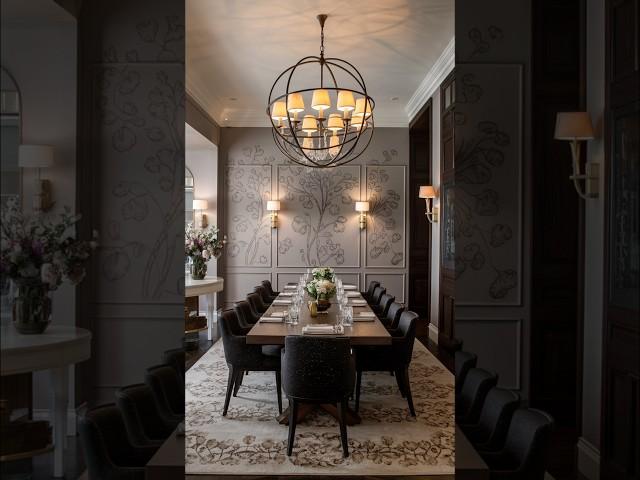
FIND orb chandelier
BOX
[267,14,375,168]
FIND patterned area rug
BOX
[186,339,455,476]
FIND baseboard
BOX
[428,323,439,344]
[33,403,87,436]
[577,436,600,480]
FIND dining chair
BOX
[79,404,157,480]
[455,350,478,394]
[456,368,498,424]
[368,286,386,306]
[115,384,175,447]
[246,292,269,314]
[479,408,554,479]
[233,300,260,328]
[161,347,185,382]
[281,335,355,457]
[254,284,276,304]
[261,279,280,297]
[219,309,282,416]
[144,365,184,426]
[460,387,520,452]
[354,310,419,416]
[360,280,380,302]
[371,293,395,318]
[381,301,405,329]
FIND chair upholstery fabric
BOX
[360,280,380,302]
[281,335,355,457]
[479,408,554,479]
[456,368,498,424]
[246,292,269,314]
[79,404,158,480]
[261,279,279,297]
[144,365,184,426]
[382,302,405,329]
[254,284,276,304]
[371,293,395,317]
[455,350,478,394]
[354,311,419,416]
[233,300,260,328]
[369,286,386,306]
[161,348,185,382]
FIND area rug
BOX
[185,339,455,476]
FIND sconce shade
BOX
[271,101,288,121]
[311,89,331,111]
[337,90,356,111]
[354,98,373,118]
[192,199,208,210]
[18,145,54,168]
[301,115,318,133]
[554,112,595,140]
[355,201,370,212]
[287,93,305,113]
[327,114,344,131]
[419,186,437,198]
[267,200,281,211]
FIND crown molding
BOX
[185,77,224,125]
[405,37,455,122]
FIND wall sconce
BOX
[18,145,54,212]
[419,186,439,223]
[355,201,369,229]
[267,200,280,228]
[192,199,208,228]
[554,112,598,199]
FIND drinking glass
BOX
[343,306,353,326]
[289,304,299,325]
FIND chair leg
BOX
[337,398,349,457]
[287,399,298,456]
[275,370,283,414]
[355,371,362,413]
[233,369,244,397]
[403,367,416,417]
[223,366,235,416]
[395,368,406,397]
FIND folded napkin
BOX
[346,292,361,297]
[260,317,283,323]
[357,311,376,317]
[279,292,294,296]
[302,324,336,335]
[283,285,297,290]
[343,284,357,290]
[349,299,367,305]
[273,299,292,305]
[270,311,286,317]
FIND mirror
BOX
[1,66,21,208]
[186,166,194,226]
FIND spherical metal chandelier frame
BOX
[267,14,375,168]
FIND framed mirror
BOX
[1,66,22,208]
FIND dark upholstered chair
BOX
[115,384,175,447]
[219,309,282,416]
[254,284,276,304]
[371,293,395,317]
[144,365,184,426]
[455,350,478,394]
[261,279,279,297]
[233,300,260,328]
[79,404,157,480]
[369,286,386,306]
[460,387,520,452]
[360,280,380,302]
[161,348,185,382]
[381,301,405,329]
[281,336,355,457]
[479,408,554,479]
[247,292,269,314]
[355,311,419,416]
[456,368,498,424]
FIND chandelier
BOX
[267,14,375,168]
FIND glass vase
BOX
[12,279,52,334]
[191,257,207,280]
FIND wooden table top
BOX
[246,292,392,346]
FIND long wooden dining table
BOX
[245,286,391,425]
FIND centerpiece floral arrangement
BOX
[185,223,226,280]
[0,197,98,334]
[306,278,336,311]
[311,266,335,281]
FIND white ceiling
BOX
[187,0,454,127]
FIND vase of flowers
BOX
[312,267,335,282]
[306,278,336,311]
[185,223,225,280]
[0,198,98,334]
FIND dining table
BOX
[246,284,391,425]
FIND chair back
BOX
[233,300,260,327]
[253,285,273,304]
[161,348,185,381]
[377,293,395,316]
[115,384,173,445]
[455,350,478,394]
[456,368,498,424]
[474,387,520,450]
[394,311,419,364]
[246,292,268,314]
[365,280,380,300]
[503,408,554,476]
[261,279,278,296]
[282,336,355,402]
[144,365,184,418]
[370,286,386,305]
[385,302,405,329]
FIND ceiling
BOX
[187,0,454,127]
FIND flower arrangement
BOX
[306,278,336,301]
[185,223,226,280]
[311,267,335,281]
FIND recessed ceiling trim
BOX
[405,37,455,122]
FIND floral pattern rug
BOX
[186,339,455,476]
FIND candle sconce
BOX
[418,186,439,224]
[355,201,369,229]
[192,199,208,228]
[267,200,280,228]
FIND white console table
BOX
[0,325,92,477]
[185,276,224,340]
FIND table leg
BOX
[51,366,69,478]
[207,292,215,341]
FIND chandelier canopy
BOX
[267,14,375,168]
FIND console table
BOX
[0,325,92,477]
[184,276,224,340]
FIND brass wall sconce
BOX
[418,186,439,223]
[18,144,54,212]
[554,112,598,199]
[355,201,369,229]
[267,200,281,228]
[192,199,208,228]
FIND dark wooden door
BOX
[408,100,432,326]
[601,0,640,477]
